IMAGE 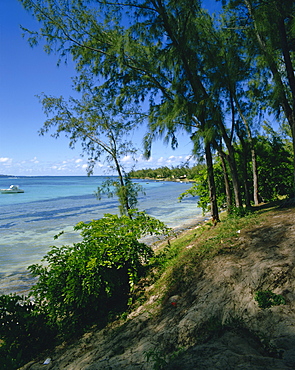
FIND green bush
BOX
[0,212,169,367]
[0,294,55,370]
[28,211,170,338]
[254,290,286,309]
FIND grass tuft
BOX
[138,210,261,312]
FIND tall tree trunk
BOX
[205,142,219,222]
[244,0,295,196]
[233,95,260,205]
[115,161,132,218]
[278,15,295,197]
[237,132,251,208]
[225,148,243,208]
[113,151,132,218]
[160,0,243,207]
[217,121,243,208]
[219,152,232,213]
[212,94,242,208]
[250,144,259,204]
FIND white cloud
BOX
[135,154,151,163]
[0,157,11,164]
[0,149,192,176]
[0,157,13,173]
[129,153,193,172]
[122,155,132,163]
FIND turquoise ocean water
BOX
[0,176,204,295]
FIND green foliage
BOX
[20,0,295,232]
[95,174,145,216]
[178,166,209,214]
[149,211,259,310]
[178,160,226,214]
[255,129,293,201]
[0,212,170,367]
[144,347,168,370]
[28,212,170,338]
[130,164,202,181]
[37,93,142,216]
[254,290,286,309]
[228,206,249,218]
[0,294,55,370]
[177,130,293,213]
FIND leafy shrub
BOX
[254,290,286,309]
[178,163,226,215]
[0,294,55,370]
[28,211,170,338]
[144,347,168,369]
[95,174,145,216]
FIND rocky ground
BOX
[20,204,295,369]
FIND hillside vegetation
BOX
[19,202,295,369]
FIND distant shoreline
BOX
[131,176,196,183]
[0,175,196,181]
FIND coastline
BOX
[143,211,211,250]
[0,212,210,297]
[132,176,196,183]
[0,176,203,296]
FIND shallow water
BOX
[0,176,202,294]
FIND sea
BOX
[0,176,205,295]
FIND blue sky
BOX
[0,1,219,177]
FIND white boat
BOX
[0,185,24,194]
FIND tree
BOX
[20,0,260,218]
[95,173,144,217]
[180,131,293,211]
[17,0,218,219]
[212,16,260,206]
[221,0,295,195]
[39,92,143,217]
[179,157,227,214]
